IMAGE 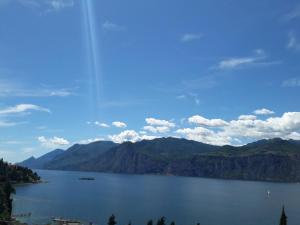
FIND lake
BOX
[12,170,300,225]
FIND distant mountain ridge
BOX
[20,149,64,169]
[44,141,118,170]
[19,137,300,182]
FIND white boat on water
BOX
[53,218,84,225]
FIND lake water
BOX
[12,170,300,225]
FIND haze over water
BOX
[13,170,300,225]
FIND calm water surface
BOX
[12,170,300,225]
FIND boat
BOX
[53,218,84,225]
[79,177,95,181]
[267,190,271,197]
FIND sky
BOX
[0,0,300,162]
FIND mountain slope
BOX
[130,137,221,160]
[77,137,220,172]
[44,141,118,170]
[18,149,64,169]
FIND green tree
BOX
[0,181,16,220]
[279,206,287,225]
[147,219,153,225]
[108,214,117,225]
[170,221,175,225]
[156,217,166,225]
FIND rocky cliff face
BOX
[165,154,300,182]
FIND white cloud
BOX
[176,95,186,100]
[176,93,202,105]
[47,89,73,97]
[154,126,170,133]
[238,115,257,120]
[284,4,300,21]
[287,33,300,51]
[0,79,73,97]
[253,108,274,115]
[109,130,157,143]
[143,125,171,133]
[143,118,175,134]
[0,121,17,127]
[181,33,202,42]
[287,132,300,140]
[220,112,300,140]
[109,130,138,143]
[0,104,49,129]
[78,137,105,145]
[112,121,127,128]
[94,121,110,128]
[0,104,50,115]
[282,78,300,87]
[38,136,70,148]
[47,0,74,11]
[140,135,158,141]
[219,57,256,69]
[177,112,300,145]
[143,125,157,133]
[145,118,175,128]
[176,127,232,146]
[102,21,125,31]
[188,115,228,127]
[17,0,74,12]
[217,49,267,69]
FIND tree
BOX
[108,214,117,225]
[170,221,175,225]
[147,219,153,225]
[0,181,16,220]
[279,206,287,225]
[156,217,166,225]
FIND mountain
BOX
[18,149,64,169]
[19,137,300,182]
[79,137,221,173]
[43,141,118,170]
[19,141,117,170]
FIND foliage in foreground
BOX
[0,159,40,183]
[106,208,287,225]
[0,182,15,221]
[0,158,40,221]
[107,214,197,225]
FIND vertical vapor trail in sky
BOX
[81,0,103,120]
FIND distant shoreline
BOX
[32,168,300,184]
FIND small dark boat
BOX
[79,177,95,181]
[53,217,83,225]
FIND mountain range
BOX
[18,137,300,182]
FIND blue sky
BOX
[0,0,300,162]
